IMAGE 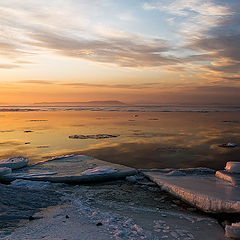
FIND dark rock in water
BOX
[28,216,34,221]
[96,222,103,226]
[66,215,69,219]
[69,134,119,139]
[222,120,239,123]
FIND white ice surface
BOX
[5,188,225,240]
[3,155,137,183]
[82,166,118,176]
[0,167,12,177]
[0,157,28,170]
[142,169,240,213]
[226,161,240,173]
[226,143,238,147]
[216,170,240,186]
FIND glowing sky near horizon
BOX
[0,0,240,104]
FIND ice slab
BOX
[3,155,137,183]
[81,166,118,175]
[0,157,28,170]
[11,179,51,189]
[216,170,240,186]
[225,222,240,239]
[226,161,240,173]
[141,169,240,213]
[0,167,12,177]
[219,142,238,148]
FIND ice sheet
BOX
[3,155,137,183]
[142,169,240,213]
[82,166,118,176]
[6,186,225,240]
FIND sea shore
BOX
[0,173,233,240]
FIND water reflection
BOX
[0,111,239,169]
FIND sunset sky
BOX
[0,0,239,105]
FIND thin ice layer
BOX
[11,179,51,189]
[0,157,28,170]
[142,169,240,213]
[0,167,12,177]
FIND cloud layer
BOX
[0,0,239,104]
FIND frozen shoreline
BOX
[1,179,226,240]
[0,155,239,239]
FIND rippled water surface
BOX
[0,109,240,169]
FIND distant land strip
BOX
[34,101,126,106]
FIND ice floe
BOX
[226,161,240,173]
[141,168,240,213]
[3,155,137,183]
[0,157,28,170]
[216,170,240,186]
[219,142,238,148]
[69,134,119,139]
[216,161,240,186]
[225,222,240,239]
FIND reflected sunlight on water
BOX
[0,111,240,169]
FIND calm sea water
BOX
[0,105,240,170]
